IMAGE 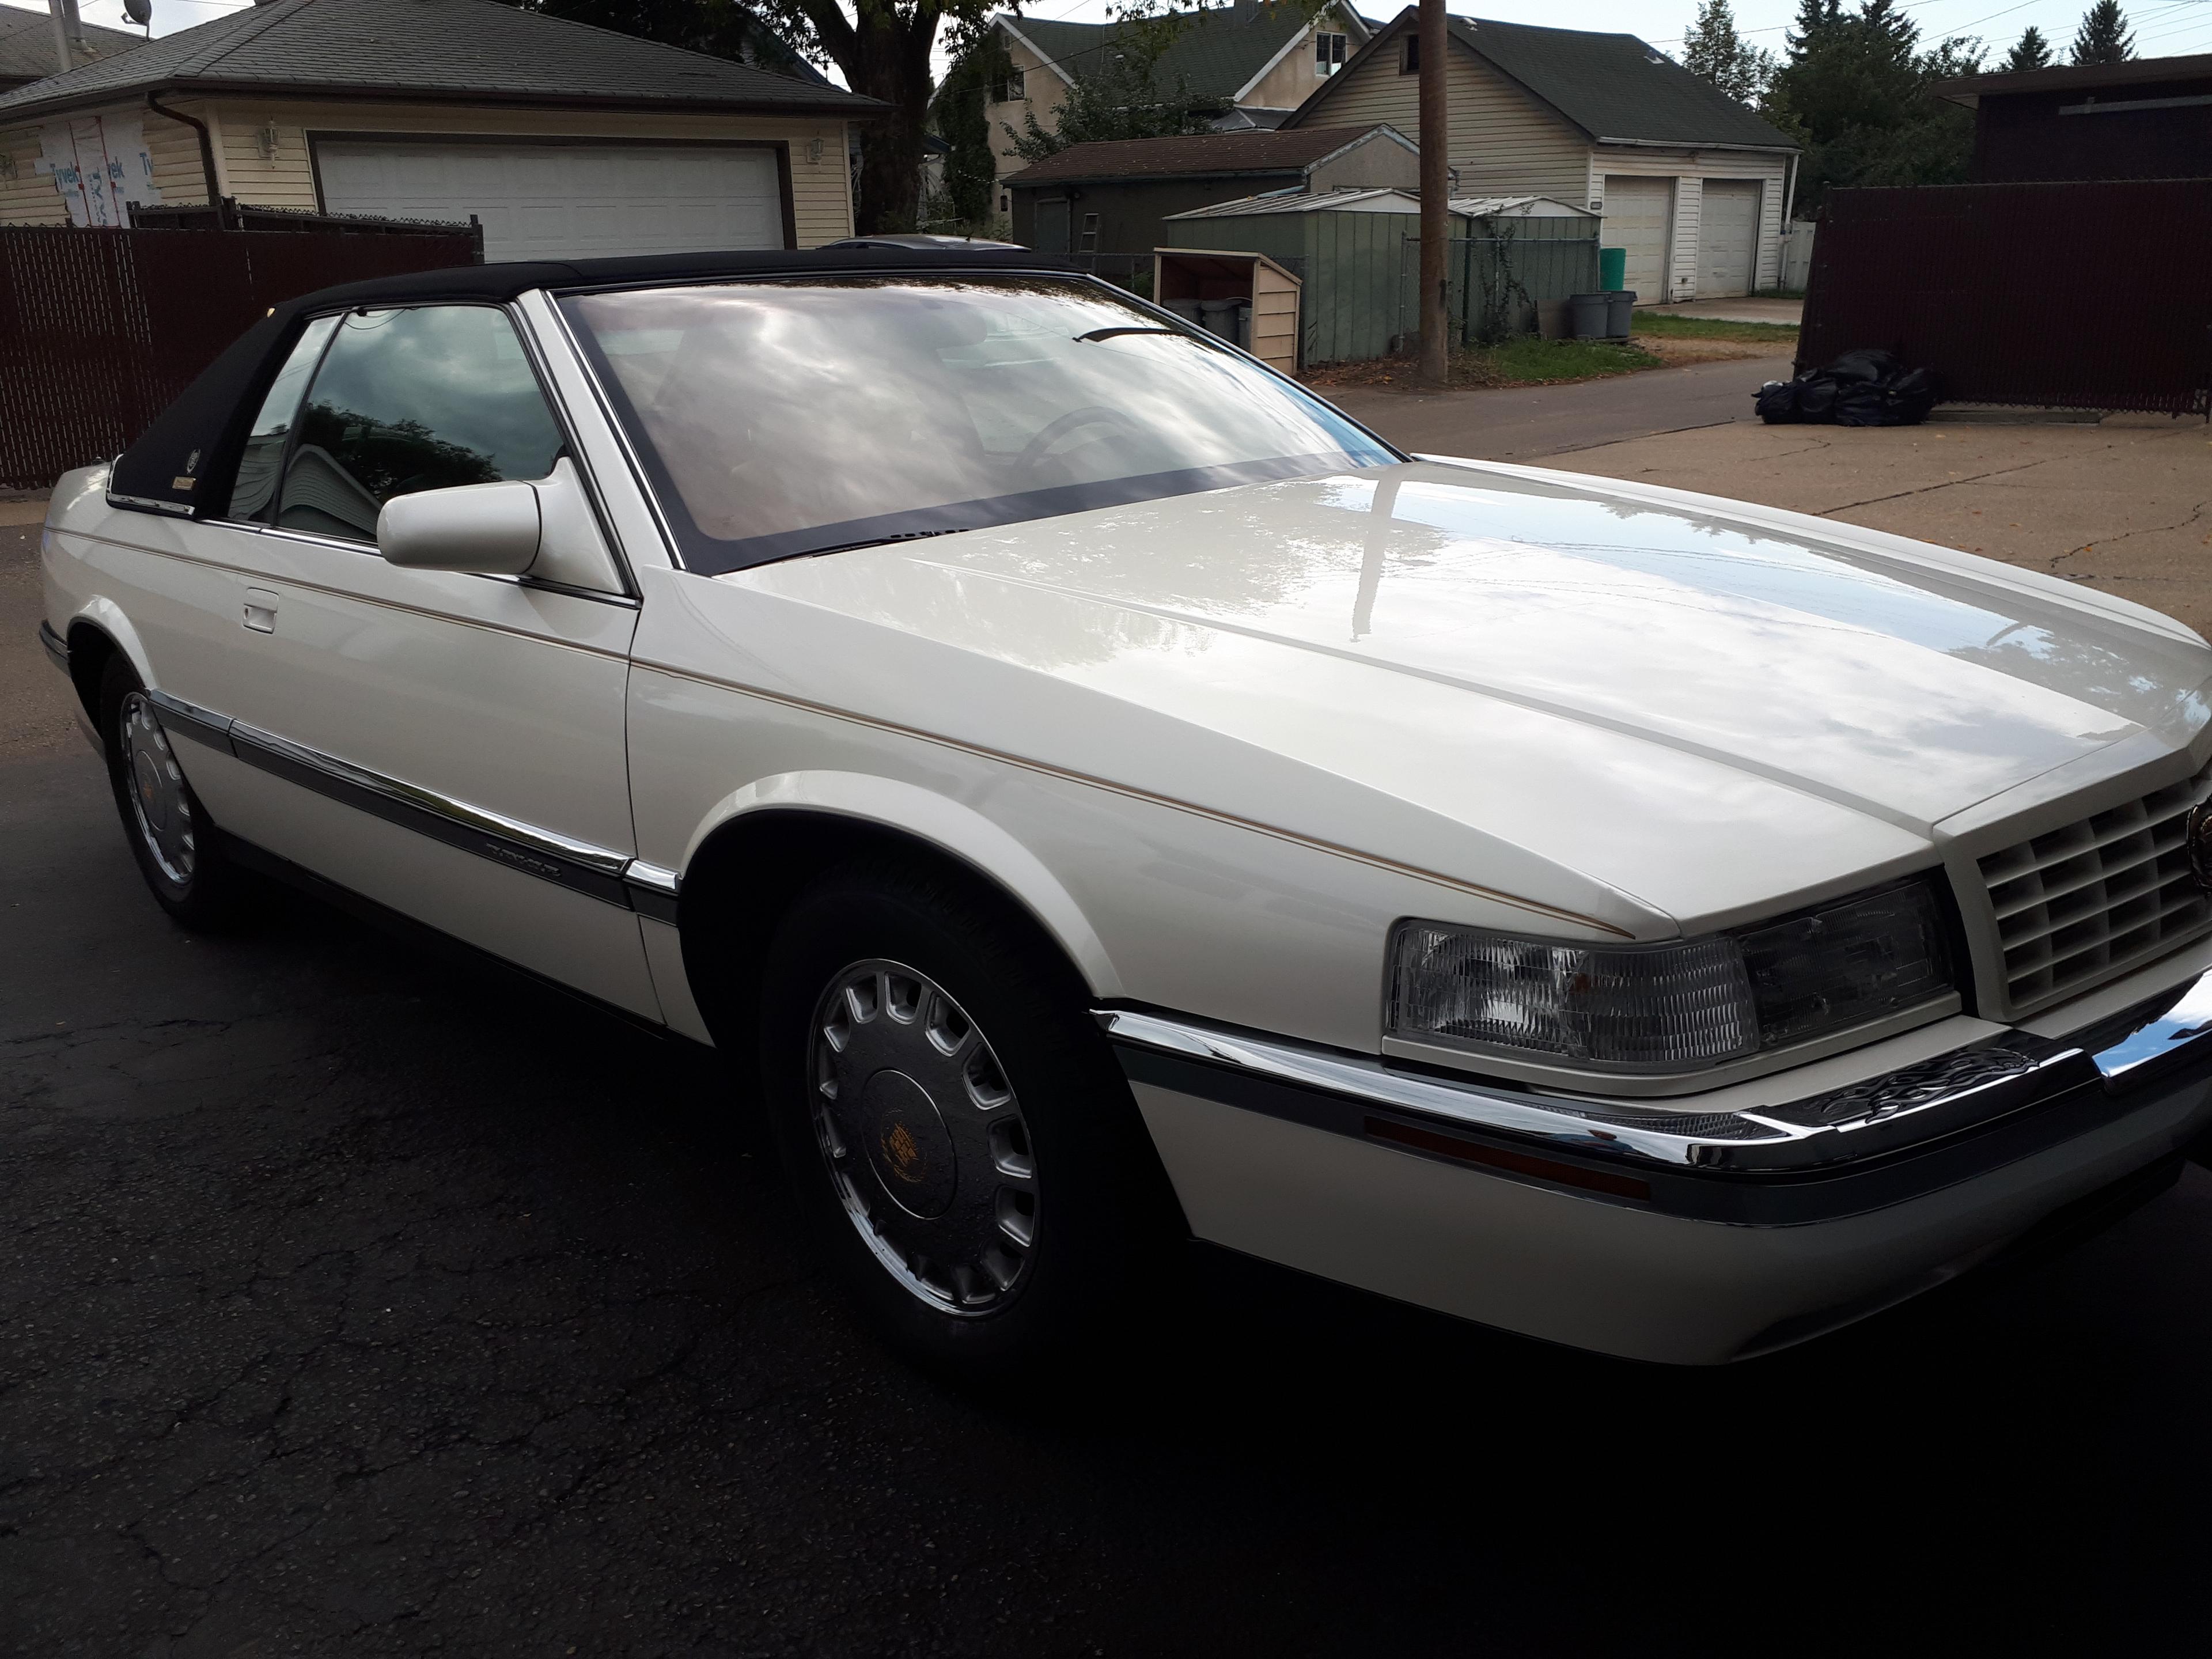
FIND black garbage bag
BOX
[1755,349,1941,427]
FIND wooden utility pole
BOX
[1416,0,1449,387]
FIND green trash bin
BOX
[1599,247,1626,291]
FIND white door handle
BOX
[243,588,278,633]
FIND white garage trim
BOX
[308,131,797,259]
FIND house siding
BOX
[0,101,212,222]
[1240,9,1359,111]
[987,29,1069,192]
[1296,38,1590,203]
[3,99,855,244]
[1305,132,1417,191]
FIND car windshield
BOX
[560,275,1396,573]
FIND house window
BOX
[1316,32,1346,74]
[1400,33,1419,73]
[992,67,1025,101]
[1079,213,1099,253]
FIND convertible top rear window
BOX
[560,275,1395,573]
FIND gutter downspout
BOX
[147,91,228,228]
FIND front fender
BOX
[683,770,1124,999]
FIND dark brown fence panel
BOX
[1798,180,2212,416]
[0,224,480,489]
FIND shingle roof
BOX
[1165,185,1424,217]
[1004,123,1404,187]
[1448,16,1792,147]
[1290,9,1793,151]
[0,0,881,123]
[0,3,145,88]
[1003,2,1355,105]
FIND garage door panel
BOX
[1699,180,1760,298]
[1601,176,1672,303]
[318,140,785,260]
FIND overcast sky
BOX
[15,0,2212,85]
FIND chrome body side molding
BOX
[622,861,681,924]
[1100,987,2212,1225]
[145,688,681,919]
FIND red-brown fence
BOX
[1798,179,2212,416]
[0,224,482,490]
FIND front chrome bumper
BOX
[1100,972,2212,1226]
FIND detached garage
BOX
[0,0,880,255]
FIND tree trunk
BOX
[848,10,937,234]
[1416,0,1449,388]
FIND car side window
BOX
[227,313,340,522]
[272,304,565,544]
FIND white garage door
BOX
[1699,179,1762,298]
[1601,176,1673,302]
[316,140,785,261]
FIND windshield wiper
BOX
[800,527,967,558]
[1075,326,1183,342]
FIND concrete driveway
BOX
[8,435,2212,1654]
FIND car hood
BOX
[729,460,2212,930]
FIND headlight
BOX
[1388,880,1955,1074]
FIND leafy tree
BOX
[930,19,1011,226]
[2002,24,2052,70]
[1001,28,1215,162]
[2070,1,2134,64]
[1681,0,1778,107]
[499,0,999,237]
[1763,0,1983,213]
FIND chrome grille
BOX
[1978,770,2212,1013]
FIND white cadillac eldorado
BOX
[40,249,2212,1372]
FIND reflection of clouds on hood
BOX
[1361,477,2210,745]
[752,462,2212,832]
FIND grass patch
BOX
[1456,336,1660,387]
[1630,313,1801,343]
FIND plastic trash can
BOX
[1196,298,1242,343]
[1599,247,1626,291]
[1568,293,1608,339]
[1164,298,1202,324]
[1606,290,1636,339]
[1233,299,1252,348]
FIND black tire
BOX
[99,656,244,930]
[757,857,1180,1380]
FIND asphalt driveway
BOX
[7,503,2212,1654]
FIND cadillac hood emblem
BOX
[2189,802,2212,893]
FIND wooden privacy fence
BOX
[1798,180,2212,416]
[0,224,482,490]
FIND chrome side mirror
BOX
[376,480,541,575]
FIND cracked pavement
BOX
[9,506,2212,1656]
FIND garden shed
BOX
[1161,188,1465,367]
[1162,188,1599,365]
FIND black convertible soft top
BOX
[110,245,1077,518]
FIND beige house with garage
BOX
[0,0,881,257]
[1282,7,1798,301]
